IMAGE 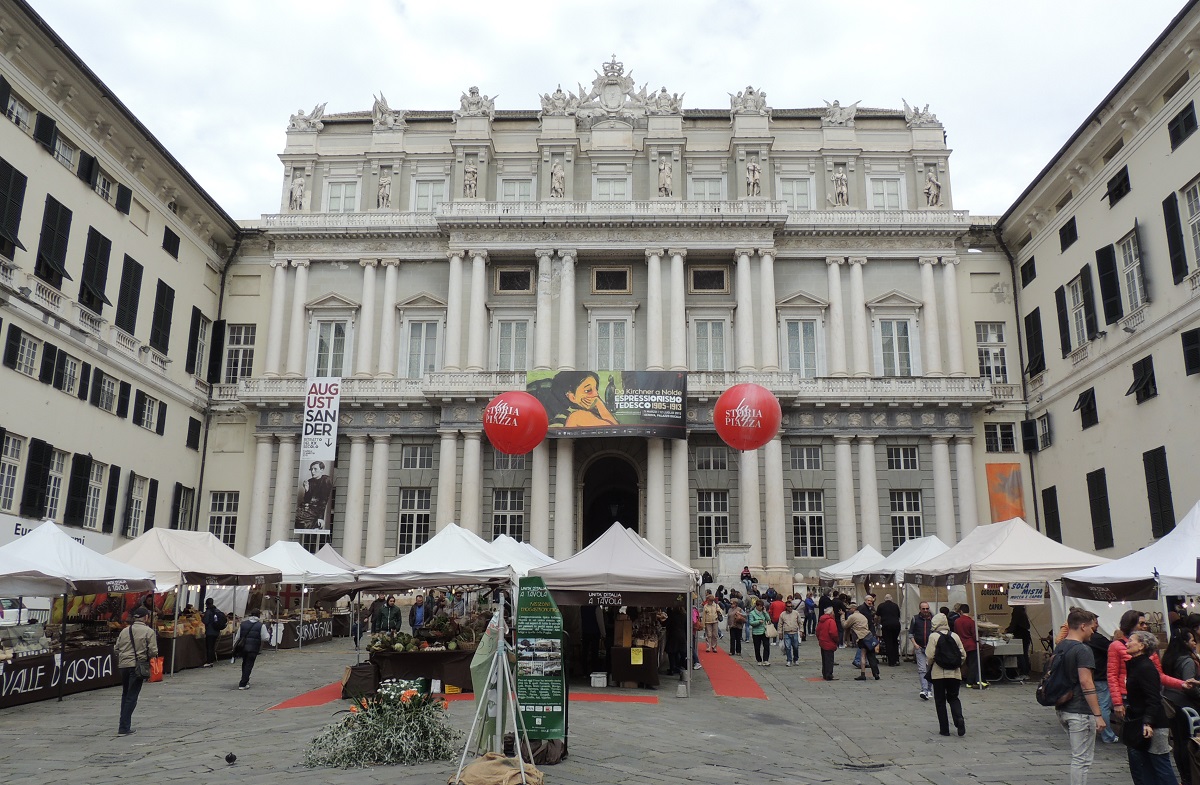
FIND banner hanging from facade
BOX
[293,377,340,536]
[526,370,686,439]
[515,577,565,740]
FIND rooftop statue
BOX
[539,84,583,118]
[454,86,496,121]
[902,98,940,128]
[821,99,860,127]
[647,86,684,116]
[372,92,406,130]
[729,85,770,119]
[288,102,327,132]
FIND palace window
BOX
[984,423,1017,453]
[592,267,631,294]
[401,445,433,470]
[208,491,239,548]
[83,462,106,530]
[886,446,919,471]
[1185,180,1200,263]
[176,486,195,531]
[878,319,913,377]
[790,445,822,470]
[14,331,39,377]
[0,433,21,512]
[397,489,432,554]
[405,321,439,378]
[868,178,902,210]
[975,322,1008,383]
[43,450,66,521]
[312,320,351,377]
[1118,232,1146,312]
[594,177,628,200]
[889,490,923,549]
[494,452,526,470]
[785,319,819,378]
[689,267,728,293]
[224,324,255,383]
[496,320,529,372]
[500,179,532,202]
[126,475,147,539]
[595,319,627,371]
[779,178,812,210]
[696,490,729,558]
[326,181,358,213]
[792,491,825,558]
[690,177,723,201]
[695,446,728,471]
[492,489,524,541]
[413,179,446,212]
[693,319,727,371]
[494,267,533,294]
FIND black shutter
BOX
[0,76,10,114]
[1020,420,1039,453]
[1079,265,1099,339]
[149,280,174,354]
[1164,193,1190,284]
[185,306,202,373]
[132,390,146,427]
[120,469,135,536]
[162,227,180,259]
[1042,487,1062,543]
[76,151,98,187]
[156,401,167,436]
[186,417,202,450]
[144,479,158,530]
[1144,446,1176,539]
[32,113,57,150]
[116,381,131,418]
[62,453,92,527]
[101,465,120,534]
[206,319,226,385]
[170,483,182,530]
[88,367,104,407]
[2,323,19,369]
[18,438,53,517]
[79,227,113,313]
[1087,468,1114,550]
[35,196,73,286]
[77,362,91,401]
[115,255,143,334]
[1055,286,1072,357]
[38,342,58,384]
[52,348,67,390]
[114,184,132,215]
[1024,308,1045,376]
[1184,328,1200,376]
[1094,245,1123,324]
[0,156,28,251]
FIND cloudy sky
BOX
[25,0,1186,221]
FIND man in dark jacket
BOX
[406,594,427,633]
[908,602,935,699]
[954,605,983,688]
[372,595,403,633]
[876,594,903,667]
[233,609,271,690]
[201,598,227,667]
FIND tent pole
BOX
[971,581,983,688]
[298,581,305,650]
[1162,590,1171,643]
[58,592,67,702]
[354,590,362,665]
[171,583,181,676]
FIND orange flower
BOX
[442,700,449,710]
[349,705,359,713]
[400,689,418,703]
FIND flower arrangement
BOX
[303,678,462,768]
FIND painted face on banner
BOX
[568,377,601,410]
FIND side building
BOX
[998,0,1200,556]
[209,61,1028,586]
[0,1,239,550]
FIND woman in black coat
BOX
[1122,630,1175,785]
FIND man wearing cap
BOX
[114,606,158,736]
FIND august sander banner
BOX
[527,370,686,439]
[294,377,340,536]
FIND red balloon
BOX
[483,391,549,455]
[713,383,782,451]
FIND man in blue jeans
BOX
[1054,609,1106,785]
[115,607,158,735]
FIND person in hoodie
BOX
[816,606,840,680]
[233,608,272,690]
[925,612,967,737]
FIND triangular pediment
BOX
[866,289,922,309]
[777,289,828,308]
[305,291,360,310]
[397,291,446,308]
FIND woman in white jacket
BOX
[926,612,968,737]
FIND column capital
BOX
[941,255,960,266]
[954,433,974,444]
[291,259,310,269]
[757,247,776,259]
[276,433,298,444]
[930,434,951,445]
[848,256,868,266]
[359,258,380,268]
[645,248,665,259]
[826,256,846,266]
[270,257,289,269]
[254,432,275,444]
[463,431,483,441]
[833,434,856,443]
[919,256,940,267]
[349,433,370,444]
[558,248,578,262]
[856,434,878,443]
[369,432,392,444]
[381,258,401,267]
[734,247,755,259]
[534,248,555,260]
[467,249,489,262]
[446,249,466,260]
[667,248,688,259]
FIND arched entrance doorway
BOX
[581,456,639,548]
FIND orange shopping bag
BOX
[149,656,164,683]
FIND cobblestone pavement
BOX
[0,639,1132,784]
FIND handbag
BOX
[863,633,879,652]
[149,655,164,683]
[130,626,151,680]
[765,622,779,639]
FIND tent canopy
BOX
[0,549,77,596]
[1062,499,1200,601]
[528,522,698,606]
[357,524,513,588]
[490,534,554,577]
[250,541,356,585]
[855,536,949,586]
[315,543,364,572]
[0,521,155,594]
[906,518,1109,587]
[818,545,885,586]
[107,529,282,588]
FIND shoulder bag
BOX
[130,625,151,680]
[765,622,779,639]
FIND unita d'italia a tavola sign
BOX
[515,577,565,740]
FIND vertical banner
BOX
[294,377,340,536]
[515,577,565,740]
[986,463,1026,522]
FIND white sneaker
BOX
[920,691,930,701]
[693,662,702,670]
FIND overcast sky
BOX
[24,1,1187,222]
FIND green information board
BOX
[515,577,565,740]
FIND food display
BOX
[0,623,51,661]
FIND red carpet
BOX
[697,647,768,699]
[570,692,657,704]
[270,684,657,710]
[270,682,344,710]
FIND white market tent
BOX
[854,536,949,586]
[107,528,282,589]
[0,521,155,595]
[315,543,364,572]
[251,541,356,585]
[905,518,1109,587]
[1061,499,1200,602]
[817,544,885,586]
[490,534,554,577]
[358,524,514,587]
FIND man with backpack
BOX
[202,598,228,668]
[1051,609,1106,785]
[926,612,967,736]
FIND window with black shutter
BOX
[1087,468,1114,550]
[34,196,73,288]
[1042,486,1062,542]
[1169,102,1198,150]
[114,184,132,215]
[32,112,57,150]
[1020,419,1039,453]
[77,361,91,401]
[185,307,202,373]
[1055,286,1072,357]
[1078,264,1099,340]
[37,341,57,384]
[1024,308,1046,376]
[116,381,131,419]
[186,417,201,450]
[0,156,28,259]
[156,401,167,436]
[149,280,174,354]
[206,320,226,385]
[1059,217,1078,252]
[78,227,113,315]
[114,255,143,334]
[1183,328,1200,376]
[62,453,92,527]
[1126,356,1158,404]
[18,438,53,517]
[132,390,146,427]
[1094,245,1123,324]
[1164,193,1190,284]
[76,151,98,188]
[1020,257,1036,288]
[170,483,182,530]
[1143,446,1175,539]
[144,478,158,530]
[162,227,180,259]
[1105,167,1131,206]
[1073,387,1099,429]
[101,465,120,534]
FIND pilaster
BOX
[919,257,943,376]
[264,258,289,376]
[444,251,465,371]
[365,434,390,566]
[284,260,310,377]
[826,258,848,377]
[466,250,489,372]
[848,257,870,377]
[758,248,779,372]
[534,250,554,370]
[931,436,956,546]
[460,432,483,536]
[356,259,379,376]
[269,434,297,545]
[954,436,979,537]
[344,434,370,563]
[735,248,756,371]
[558,250,577,370]
[554,439,575,557]
[669,249,688,370]
[834,435,858,556]
[646,249,665,370]
[857,436,881,551]
[942,257,965,376]
[377,260,400,377]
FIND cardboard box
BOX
[614,616,633,648]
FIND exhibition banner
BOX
[526,370,686,439]
[515,577,565,740]
[294,378,340,536]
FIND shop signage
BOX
[294,377,340,536]
[515,577,565,740]
[298,619,334,642]
[0,514,113,552]
[1007,581,1046,605]
[526,370,686,439]
[0,646,121,709]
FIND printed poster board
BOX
[515,577,565,740]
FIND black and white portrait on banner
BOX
[294,377,340,536]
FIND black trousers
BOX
[239,653,258,687]
[728,628,742,655]
[753,633,769,662]
[882,624,902,665]
[821,648,835,680]
[962,649,980,684]
[932,678,965,734]
[205,634,218,664]
[857,642,880,677]
[118,667,143,732]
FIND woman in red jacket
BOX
[817,607,840,681]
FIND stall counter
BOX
[0,645,121,708]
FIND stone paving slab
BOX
[0,640,1134,784]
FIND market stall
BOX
[251,541,356,648]
[817,544,885,588]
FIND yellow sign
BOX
[630,647,643,665]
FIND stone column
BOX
[739,448,762,568]
[466,250,488,372]
[364,434,390,566]
[670,439,690,563]
[356,259,378,376]
[848,257,870,377]
[269,434,297,544]
[460,432,482,536]
[834,436,858,556]
[735,248,756,371]
[534,250,554,370]
[558,250,577,370]
[377,260,400,377]
[344,434,370,562]
[826,258,848,376]
[435,431,459,531]
[919,257,943,375]
[264,259,289,376]
[554,440,575,557]
[443,251,465,371]
[954,435,980,536]
[942,257,965,376]
[646,249,665,370]
[531,442,551,553]
[759,248,779,372]
[931,436,956,545]
[763,437,787,576]
[669,249,688,369]
[284,260,310,377]
[246,434,274,554]
[645,438,666,552]
[857,436,881,551]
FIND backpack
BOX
[215,610,228,630]
[1036,641,1081,707]
[933,631,964,669]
